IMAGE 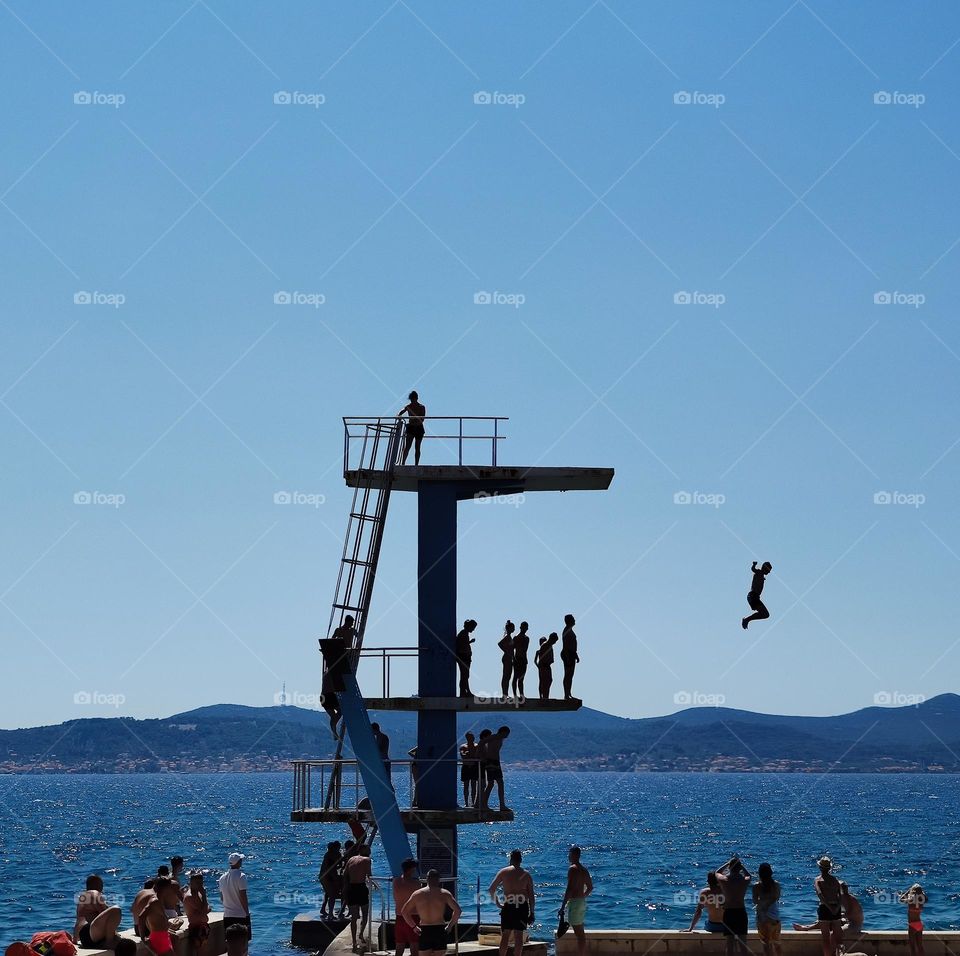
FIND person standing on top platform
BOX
[499,621,515,698]
[455,619,477,697]
[398,391,426,465]
[561,614,579,700]
[535,634,558,700]
[741,561,772,629]
[511,622,530,699]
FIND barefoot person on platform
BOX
[561,846,593,956]
[393,859,421,956]
[560,614,579,699]
[401,869,462,956]
[717,856,752,956]
[814,857,843,956]
[398,391,426,465]
[455,619,478,697]
[489,849,535,956]
[742,561,772,629]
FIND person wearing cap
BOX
[219,852,251,939]
[401,869,461,956]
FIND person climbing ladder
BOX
[742,561,773,630]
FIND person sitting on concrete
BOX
[73,874,123,950]
[489,849,534,956]
[683,871,726,933]
[480,726,511,813]
[401,869,462,956]
[346,843,374,951]
[460,732,480,807]
[511,623,530,699]
[794,881,864,938]
[499,621,515,698]
[535,634,558,700]
[455,619,478,697]
[183,871,211,954]
[393,858,421,956]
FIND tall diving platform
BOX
[291,415,613,889]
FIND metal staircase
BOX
[320,418,414,874]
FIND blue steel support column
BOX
[416,482,459,883]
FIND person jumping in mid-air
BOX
[741,561,772,630]
[398,390,426,465]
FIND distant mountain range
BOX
[3,695,960,773]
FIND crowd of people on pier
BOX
[456,614,580,702]
[67,853,252,956]
[682,855,927,956]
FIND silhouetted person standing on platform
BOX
[455,619,477,697]
[741,561,772,630]
[511,622,530,699]
[460,731,479,807]
[371,722,391,777]
[398,391,426,465]
[481,726,511,813]
[561,614,579,700]
[535,634,558,700]
[333,614,357,647]
[499,621,515,698]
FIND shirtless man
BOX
[480,726,511,813]
[132,880,174,954]
[183,872,212,954]
[814,857,844,956]
[398,391,426,465]
[560,615,579,700]
[683,871,726,933]
[561,846,593,956]
[716,856,752,956]
[456,619,478,697]
[489,850,535,956]
[73,874,123,949]
[393,858,421,956]
[401,869,461,956]
[346,843,373,951]
[742,561,773,629]
[794,881,864,939]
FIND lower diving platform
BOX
[290,805,515,828]
[347,464,614,494]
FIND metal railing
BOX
[292,758,480,813]
[343,416,507,472]
[358,645,418,697]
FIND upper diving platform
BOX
[342,416,614,494]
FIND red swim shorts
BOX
[395,917,420,948]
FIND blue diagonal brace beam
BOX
[321,639,413,876]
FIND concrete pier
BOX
[77,912,226,956]
[555,929,960,956]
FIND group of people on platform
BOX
[683,855,926,956]
[322,842,593,956]
[71,853,252,956]
[456,614,580,701]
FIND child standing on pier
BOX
[901,884,926,956]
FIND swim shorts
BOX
[78,924,95,949]
[817,903,842,922]
[148,930,174,955]
[704,920,726,933]
[722,907,748,937]
[485,761,503,783]
[347,882,369,907]
[395,916,419,948]
[567,898,587,927]
[419,924,447,951]
[501,902,531,931]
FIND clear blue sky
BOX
[2,1,959,729]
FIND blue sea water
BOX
[2,772,957,953]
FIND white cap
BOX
[228,852,245,866]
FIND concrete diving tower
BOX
[293,416,613,887]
